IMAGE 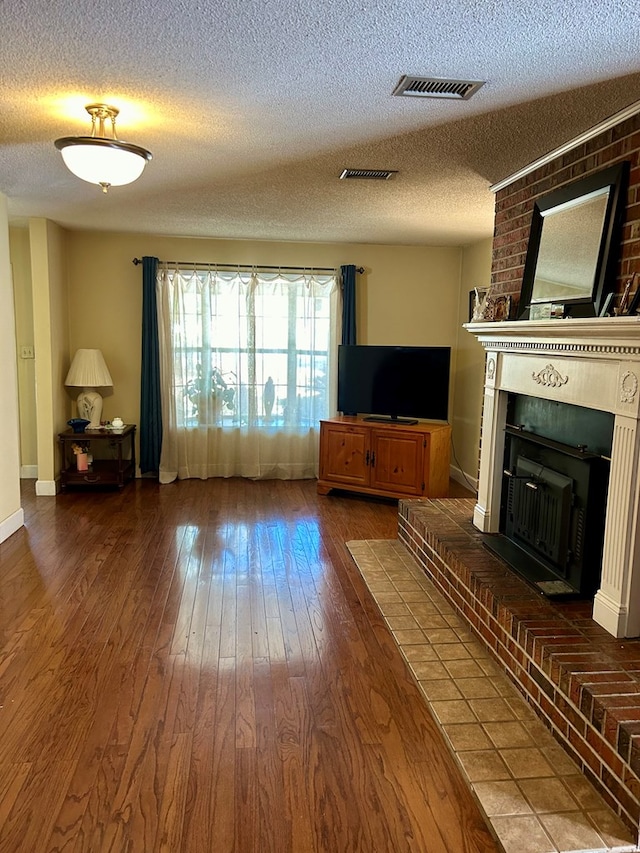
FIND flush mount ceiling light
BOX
[55,103,152,193]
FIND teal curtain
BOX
[340,264,357,344]
[140,256,162,474]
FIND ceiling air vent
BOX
[392,75,485,100]
[339,169,397,180]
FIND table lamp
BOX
[65,349,113,429]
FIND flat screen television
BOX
[337,345,451,424]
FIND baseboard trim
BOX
[35,479,58,496]
[0,507,24,543]
[20,465,38,479]
[449,464,477,493]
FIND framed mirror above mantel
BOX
[517,161,629,319]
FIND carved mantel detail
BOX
[532,363,568,387]
[620,371,638,404]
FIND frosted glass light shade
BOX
[57,137,151,187]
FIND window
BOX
[156,266,339,481]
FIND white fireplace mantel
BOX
[465,316,640,638]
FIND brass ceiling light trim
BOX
[55,103,152,193]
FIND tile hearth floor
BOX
[346,539,639,853]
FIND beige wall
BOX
[353,244,462,346]
[30,218,70,493]
[65,231,465,432]
[0,193,23,540]
[452,237,492,488]
[10,226,37,473]
[9,226,484,491]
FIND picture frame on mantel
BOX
[493,294,511,321]
[468,288,512,322]
[529,302,565,320]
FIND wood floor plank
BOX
[47,659,131,852]
[0,758,76,852]
[0,478,500,853]
[0,763,30,832]
[252,657,288,853]
[234,592,257,749]
[179,647,219,850]
[208,659,236,853]
[276,674,315,852]
[153,731,192,853]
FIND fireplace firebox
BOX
[485,421,610,597]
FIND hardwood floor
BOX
[0,477,499,853]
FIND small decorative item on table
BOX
[72,442,89,471]
[67,418,91,433]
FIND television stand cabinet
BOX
[317,416,451,500]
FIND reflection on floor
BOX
[346,539,638,853]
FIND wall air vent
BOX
[339,169,398,180]
[392,75,485,100]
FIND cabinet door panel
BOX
[370,431,424,495]
[319,424,369,486]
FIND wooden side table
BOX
[59,424,137,490]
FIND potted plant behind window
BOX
[185,364,236,424]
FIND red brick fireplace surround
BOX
[427,103,640,834]
[398,496,640,834]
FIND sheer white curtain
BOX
[156,266,340,483]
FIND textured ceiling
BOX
[2,0,640,246]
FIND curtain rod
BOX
[132,258,364,274]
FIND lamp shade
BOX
[65,349,113,388]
